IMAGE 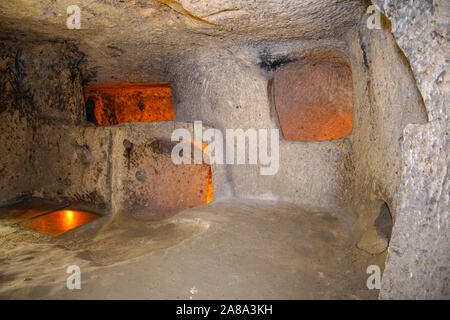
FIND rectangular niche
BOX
[273,50,354,142]
[83,83,175,125]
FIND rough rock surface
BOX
[0,0,448,299]
[170,45,355,210]
[0,0,362,83]
[373,0,449,121]
[0,40,215,218]
[369,0,449,299]
[0,40,85,203]
[357,226,388,255]
[111,122,213,220]
[380,120,449,299]
[346,10,427,237]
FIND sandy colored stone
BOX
[369,1,449,299]
[357,226,388,254]
[0,0,362,83]
[0,0,447,300]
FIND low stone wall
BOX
[1,118,218,218]
[28,121,215,219]
[0,40,218,219]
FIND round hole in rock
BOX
[273,50,354,141]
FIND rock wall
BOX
[170,44,354,211]
[0,32,357,215]
[1,0,447,298]
[373,0,448,122]
[0,40,85,203]
[31,121,214,218]
[111,122,214,220]
[0,109,33,203]
[382,120,449,299]
[346,11,428,238]
[0,41,215,219]
[30,123,113,211]
[369,0,449,299]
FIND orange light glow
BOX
[19,210,99,236]
[206,167,213,204]
[84,83,175,126]
[273,53,354,142]
[0,209,50,225]
[189,141,213,204]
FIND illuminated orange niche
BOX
[84,83,175,126]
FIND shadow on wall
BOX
[357,202,393,254]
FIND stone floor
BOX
[0,198,386,299]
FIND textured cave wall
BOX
[0,40,213,217]
[170,44,354,210]
[0,47,32,202]
[346,12,428,239]
[384,120,449,299]
[0,40,111,208]
[0,0,362,213]
[21,120,215,217]
[0,40,85,204]
[111,122,215,220]
[0,0,362,84]
[0,37,357,214]
[0,106,32,203]
[0,41,85,123]
[373,0,448,122]
[369,0,449,299]
[30,123,113,211]
[0,0,447,298]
